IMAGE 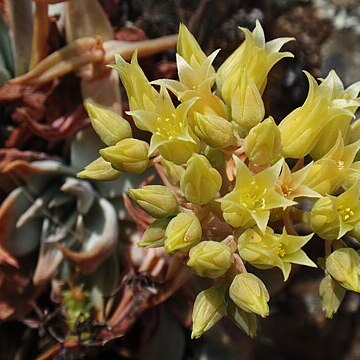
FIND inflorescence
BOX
[78,21,360,338]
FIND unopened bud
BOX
[164,212,202,253]
[231,75,265,132]
[100,138,149,174]
[194,112,236,149]
[229,273,270,318]
[128,185,179,218]
[160,159,185,185]
[138,218,170,248]
[191,285,226,339]
[243,117,282,166]
[180,154,222,205]
[319,274,346,318]
[326,248,360,292]
[85,102,132,146]
[309,197,339,240]
[77,156,121,181]
[187,241,232,278]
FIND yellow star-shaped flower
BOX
[238,226,316,280]
[219,159,296,233]
[128,86,200,164]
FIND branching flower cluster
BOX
[79,21,360,338]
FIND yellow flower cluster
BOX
[78,21,360,338]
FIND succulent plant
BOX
[80,20,360,340]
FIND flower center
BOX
[337,160,345,169]
[156,113,183,139]
[276,244,286,257]
[336,205,354,222]
[241,182,268,211]
[282,185,293,197]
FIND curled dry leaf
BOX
[14,105,89,141]
[99,250,191,343]
[0,148,49,193]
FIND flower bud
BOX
[85,102,132,146]
[187,241,232,278]
[194,112,236,149]
[160,159,185,185]
[158,137,200,165]
[309,197,340,240]
[100,138,149,174]
[227,300,257,338]
[243,117,282,166]
[180,154,222,205]
[319,274,346,318]
[229,273,270,317]
[217,20,293,124]
[231,75,265,131]
[326,248,360,292]
[164,212,202,253]
[138,218,170,248]
[77,156,121,181]
[191,285,226,339]
[128,185,179,218]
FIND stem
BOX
[29,3,49,69]
[233,254,247,273]
[325,239,332,258]
[283,208,298,235]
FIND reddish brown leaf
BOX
[0,149,49,193]
[0,83,26,102]
[0,259,41,321]
[14,105,89,141]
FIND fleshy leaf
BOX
[56,197,118,274]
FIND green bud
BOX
[227,299,257,338]
[191,285,226,339]
[100,138,149,174]
[309,197,339,240]
[243,117,282,166]
[319,274,346,318]
[164,212,202,253]
[180,154,222,205]
[160,159,185,185]
[158,137,201,165]
[128,185,179,218]
[138,218,171,248]
[77,156,121,181]
[187,241,232,278]
[85,102,132,146]
[231,75,265,132]
[326,248,360,292]
[194,112,236,149]
[229,273,270,318]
